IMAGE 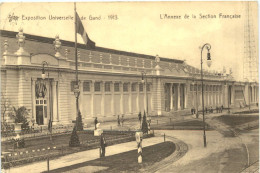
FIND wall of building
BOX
[1,29,258,126]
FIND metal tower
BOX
[243,1,258,82]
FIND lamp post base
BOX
[203,134,207,147]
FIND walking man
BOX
[100,133,106,157]
[94,117,98,130]
[117,115,120,126]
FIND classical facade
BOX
[1,29,258,125]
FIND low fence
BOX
[1,124,75,142]
[1,132,153,169]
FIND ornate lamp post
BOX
[141,72,149,117]
[200,43,212,148]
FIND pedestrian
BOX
[117,115,120,126]
[221,105,223,113]
[100,133,106,157]
[94,117,98,130]
[121,115,124,127]
[205,107,208,113]
[138,112,142,122]
[138,112,142,128]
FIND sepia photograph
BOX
[0,1,259,173]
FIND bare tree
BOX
[1,92,11,124]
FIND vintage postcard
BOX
[0,1,259,173]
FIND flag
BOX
[76,12,95,49]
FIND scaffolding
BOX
[243,2,258,82]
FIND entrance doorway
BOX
[36,99,47,125]
[35,79,52,125]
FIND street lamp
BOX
[41,61,52,141]
[141,72,149,117]
[200,43,212,148]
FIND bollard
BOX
[164,133,165,142]
[137,140,142,163]
[47,157,50,172]
[135,132,143,164]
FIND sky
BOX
[0,2,258,81]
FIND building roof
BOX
[0,30,184,64]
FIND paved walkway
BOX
[3,107,258,173]
[3,136,165,173]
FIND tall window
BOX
[83,81,90,92]
[123,83,128,92]
[105,82,111,92]
[114,83,120,92]
[131,83,136,92]
[139,84,143,92]
[94,82,101,92]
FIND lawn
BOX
[214,115,259,127]
[46,141,175,173]
[151,120,211,130]
[2,131,134,153]
[2,130,154,168]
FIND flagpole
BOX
[74,2,80,129]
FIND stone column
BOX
[185,83,189,109]
[31,78,36,122]
[170,83,173,110]
[177,83,181,110]
[150,83,154,112]
[144,82,147,113]
[137,83,140,113]
[52,80,58,124]
[129,82,132,115]
[231,84,235,105]
[91,80,94,117]
[101,82,105,116]
[223,84,228,108]
[120,82,124,114]
[111,81,115,116]
[254,86,256,103]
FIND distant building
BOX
[1,29,258,125]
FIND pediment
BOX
[31,53,59,66]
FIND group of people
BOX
[191,105,224,115]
